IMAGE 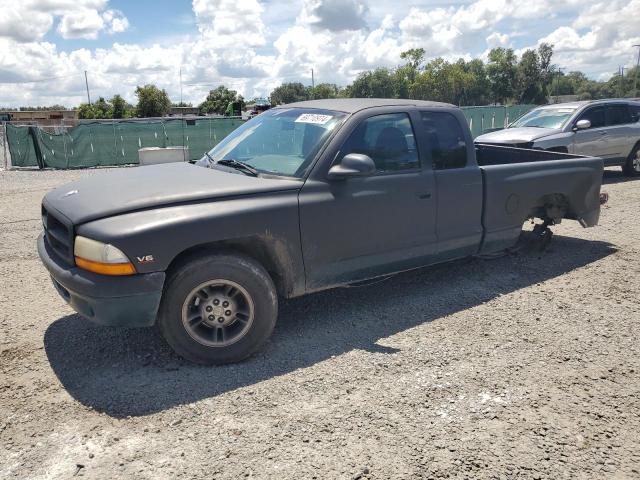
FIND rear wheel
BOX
[157,253,277,365]
[622,144,640,177]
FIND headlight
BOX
[74,236,136,276]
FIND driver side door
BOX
[298,110,437,290]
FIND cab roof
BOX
[274,98,454,114]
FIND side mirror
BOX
[327,153,376,179]
[574,119,591,131]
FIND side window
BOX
[630,105,640,123]
[606,105,632,126]
[420,111,467,169]
[577,107,605,129]
[340,113,419,172]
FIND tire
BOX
[622,143,640,177]
[157,252,278,365]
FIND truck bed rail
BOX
[475,143,585,166]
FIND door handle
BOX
[599,131,608,136]
[418,193,432,199]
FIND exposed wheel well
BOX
[165,237,292,297]
[530,193,572,222]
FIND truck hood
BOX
[475,127,559,144]
[43,163,302,225]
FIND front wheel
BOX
[157,253,278,365]
[622,144,640,177]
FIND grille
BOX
[42,205,74,265]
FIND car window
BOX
[420,111,467,169]
[339,113,419,172]
[631,105,640,123]
[577,106,605,129]
[606,105,632,126]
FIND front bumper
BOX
[37,233,165,327]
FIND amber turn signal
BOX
[75,256,136,276]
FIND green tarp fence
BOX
[5,105,536,169]
[461,104,536,138]
[6,117,243,169]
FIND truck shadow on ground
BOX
[44,234,616,418]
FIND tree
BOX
[310,83,341,99]
[347,68,400,98]
[516,50,544,103]
[198,86,244,115]
[395,48,426,97]
[463,59,491,105]
[111,94,135,118]
[514,43,556,103]
[77,103,101,119]
[269,82,310,105]
[94,97,112,118]
[486,47,518,104]
[400,48,426,71]
[135,84,171,117]
[537,43,554,97]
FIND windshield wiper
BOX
[216,158,260,177]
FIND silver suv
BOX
[475,99,640,176]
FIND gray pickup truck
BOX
[38,99,604,364]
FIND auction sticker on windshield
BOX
[295,113,333,124]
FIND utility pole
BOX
[619,66,626,97]
[84,70,91,104]
[633,44,640,97]
[311,68,315,98]
[179,67,183,105]
[554,67,565,101]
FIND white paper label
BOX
[295,113,333,125]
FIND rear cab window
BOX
[420,111,467,169]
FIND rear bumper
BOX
[578,206,600,228]
[37,233,165,327]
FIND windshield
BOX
[198,108,346,178]
[510,107,577,129]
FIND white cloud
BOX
[486,32,510,48]
[0,7,54,43]
[103,10,130,35]
[192,0,266,48]
[537,0,640,76]
[298,0,369,32]
[0,0,128,42]
[57,9,105,39]
[0,0,637,107]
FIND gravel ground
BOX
[1,167,639,479]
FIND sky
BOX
[0,0,639,108]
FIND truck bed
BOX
[474,144,604,255]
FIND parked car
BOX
[37,99,605,365]
[475,99,640,176]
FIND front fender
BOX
[76,191,305,296]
